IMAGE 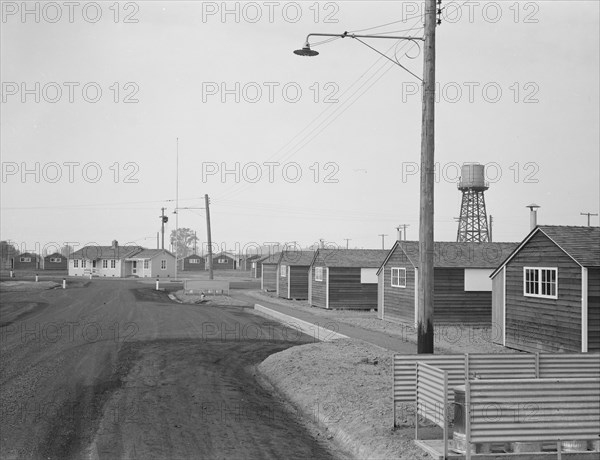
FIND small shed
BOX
[13,252,40,270]
[251,255,269,279]
[309,249,388,309]
[182,254,205,271]
[378,241,518,325]
[277,250,314,300]
[491,225,600,353]
[261,252,282,292]
[43,252,67,270]
[240,254,261,271]
[211,252,236,270]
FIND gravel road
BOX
[0,280,345,459]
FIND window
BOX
[82,260,86,268]
[74,260,79,268]
[161,259,167,270]
[190,259,199,264]
[50,257,61,263]
[20,257,31,262]
[144,260,149,269]
[110,260,116,269]
[218,258,227,264]
[315,267,323,282]
[391,268,406,288]
[102,260,108,268]
[280,265,287,277]
[524,267,557,299]
[92,260,97,268]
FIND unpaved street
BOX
[0,280,342,459]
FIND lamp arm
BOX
[304,32,424,46]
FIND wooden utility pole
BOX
[378,234,387,249]
[402,224,410,240]
[344,238,351,249]
[580,212,598,226]
[417,0,437,354]
[205,194,214,280]
[160,207,166,250]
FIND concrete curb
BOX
[253,304,349,342]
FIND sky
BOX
[1,0,599,256]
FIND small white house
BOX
[68,241,176,278]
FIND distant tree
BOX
[170,228,199,259]
[60,244,75,258]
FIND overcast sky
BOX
[1,1,599,255]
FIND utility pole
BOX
[175,137,179,280]
[156,232,159,249]
[417,0,437,354]
[160,207,167,250]
[581,212,598,227]
[344,238,351,249]
[205,194,213,280]
[489,215,493,242]
[378,234,387,249]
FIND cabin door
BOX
[132,261,137,275]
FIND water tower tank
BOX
[458,163,487,190]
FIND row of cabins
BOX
[9,252,68,270]
[260,226,599,354]
[180,253,266,271]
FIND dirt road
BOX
[0,280,344,459]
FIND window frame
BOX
[315,266,323,282]
[144,260,149,269]
[161,259,167,270]
[102,260,108,269]
[523,267,558,299]
[110,259,116,269]
[280,264,287,277]
[391,267,407,288]
[74,259,79,268]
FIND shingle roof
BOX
[71,245,142,259]
[261,252,282,264]
[183,254,204,260]
[313,249,389,268]
[126,249,174,260]
[538,226,600,267]
[279,250,315,266]
[380,241,518,271]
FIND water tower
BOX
[456,163,490,242]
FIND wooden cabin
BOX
[251,255,269,279]
[43,252,67,270]
[277,251,314,300]
[261,252,282,292]
[240,254,262,271]
[211,252,236,270]
[378,241,518,325]
[13,252,41,270]
[309,249,388,309]
[491,225,600,353]
[182,254,205,271]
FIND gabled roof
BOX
[183,254,204,260]
[126,249,175,260]
[490,225,600,278]
[71,245,142,259]
[312,249,388,268]
[18,252,41,259]
[261,252,282,264]
[212,252,235,260]
[44,252,64,258]
[378,240,519,274]
[279,250,315,266]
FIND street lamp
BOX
[294,0,438,353]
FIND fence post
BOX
[35,274,39,282]
[62,279,66,289]
[156,276,159,291]
[9,270,14,278]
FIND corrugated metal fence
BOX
[393,353,600,426]
[415,362,449,459]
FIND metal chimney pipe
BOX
[526,204,540,231]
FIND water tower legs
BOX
[456,189,490,242]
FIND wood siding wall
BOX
[287,266,310,300]
[382,250,415,323]
[328,267,378,309]
[262,265,278,292]
[588,268,600,352]
[491,268,505,345]
[310,265,327,308]
[505,232,583,353]
[434,268,492,324]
